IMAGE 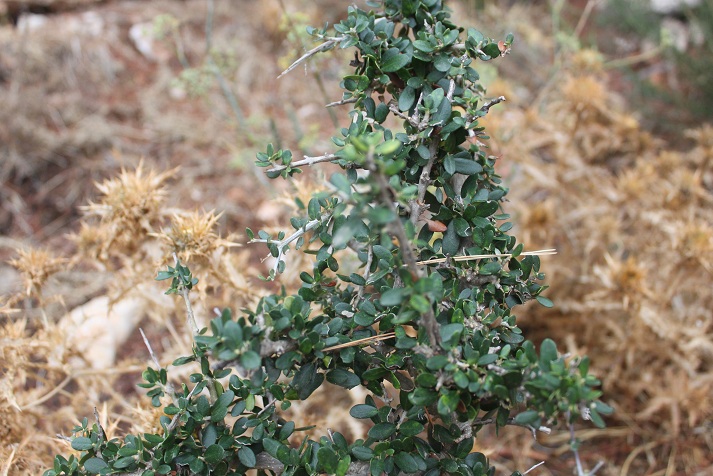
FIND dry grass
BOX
[484,44,713,475]
[1,1,711,475]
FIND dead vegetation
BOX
[1,1,711,475]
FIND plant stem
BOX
[367,153,440,348]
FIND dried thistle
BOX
[80,161,175,259]
[568,48,605,75]
[561,74,607,114]
[8,248,66,298]
[153,210,239,265]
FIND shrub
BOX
[45,1,610,475]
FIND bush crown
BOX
[46,1,610,475]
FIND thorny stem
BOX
[173,253,199,336]
[388,102,422,129]
[265,153,339,173]
[455,417,551,443]
[366,152,441,348]
[326,97,358,108]
[410,137,440,226]
[568,412,604,476]
[93,407,105,442]
[140,328,177,404]
[249,213,332,276]
[481,95,506,113]
[278,35,348,79]
[570,418,586,476]
[357,244,373,301]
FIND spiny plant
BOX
[45,1,611,475]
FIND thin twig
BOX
[481,96,506,113]
[571,421,585,476]
[257,398,277,417]
[265,153,339,173]
[140,328,177,403]
[574,0,603,39]
[139,328,162,369]
[417,249,557,266]
[388,102,422,128]
[250,213,332,276]
[323,332,396,352]
[523,461,546,475]
[410,138,439,226]
[278,36,348,79]
[326,97,358,108]
[93,407,105,442]
[357,244,373,301]
[173,253,199,336]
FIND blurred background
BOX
[0,0,711,474]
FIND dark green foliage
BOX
[46,1,610,475]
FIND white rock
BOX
[650,0,702,14]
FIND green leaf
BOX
[409,387,437,406]
[589,407,606,428]
[211,404,228,422]
[431,97,452,125]
[368,422,397,440]
[375,140,402,157]
[223,320,243,344]
[83,458,108,474]
[394,452,419,473]
[444,155,456,175]
[454,158,483,175]
[536,296,554,308]
[482,42,501,59]
[409,294,431,313]
[292,362,324,400]
[514,410,540,426]
[337,456,351,476]
[262,438,282,458]
[437,391,460,415]
[480,261,501,275]
[434,55,451,72]
[440,323,463,344]
[381,49,410,72]
[442,221,460,256]
[351,445,374,461]
[350,404,378,419]
[204,444,225,464]
[413,39,434,53]
[155,271,174,281]
[477,354,498,366]
[327,368,361,389]
[399,420,424,437]
[594,401,614,415]
[381,287,407,306]
[240,350,261,370]
[540,338,558,365]
[238,447,256,468]
[71,437,93,451]
[399,86,416,112]
[318,447,340,474]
